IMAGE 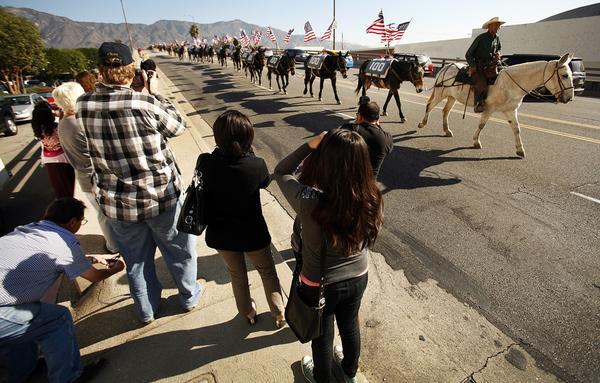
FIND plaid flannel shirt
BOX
[76,83,187,222]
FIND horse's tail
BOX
[355,60,368,95]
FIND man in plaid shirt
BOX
[76,42,204,324]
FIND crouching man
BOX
[0,198,125,383]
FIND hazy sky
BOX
[1,0,597,46]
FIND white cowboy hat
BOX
[482,17,506,29]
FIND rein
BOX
[503,62,573,103]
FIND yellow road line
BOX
[338,78,600,131]
[336,83,600,145]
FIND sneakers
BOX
[301,355,317,383]
[333,345,358,383]
[184,283,206,312]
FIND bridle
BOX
[505,61,573,103]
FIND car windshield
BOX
[39,93,52,98]
[417,55,431,65]
[570,60,584,72]
[7,96,31,105]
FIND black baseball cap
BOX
[98,42,134,67]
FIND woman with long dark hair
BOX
[274,129,383,383]
[31,101,75,198]
[202,110,286,328]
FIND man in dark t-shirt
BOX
[291,100,393,268]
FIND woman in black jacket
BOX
[203,110,285,328]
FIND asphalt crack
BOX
[460,341,522,383]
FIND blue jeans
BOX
[107,198,202,322]
[299,274,368,383]
[0,303,81,383]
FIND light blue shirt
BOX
[0,220,91,305]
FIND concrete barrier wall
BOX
[393,15,600,83]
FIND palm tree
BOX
[189,24,199,40]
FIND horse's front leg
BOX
[258,69,262,86]
[282,74,288,94]
[503,110,525,157]
[331,76,341,104]
[268,71,272,89]
[318,76,325,101]
[473,111,492,149]
[442,97,457,137]
[382,91,394,117]
[392,91,405,123]
[276,75,282,93]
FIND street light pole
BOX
[332,0,336,50]
[120,0,135,51]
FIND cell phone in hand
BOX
[107,255,121,267]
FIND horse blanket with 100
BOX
[267,55,282,68]
[363,59,395,78]
[306,54,327,71]
[241,52,249,61]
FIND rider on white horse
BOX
[466,17,505,113]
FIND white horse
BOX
[418,53,574,157]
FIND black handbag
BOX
[177,155,208,235]
[285,240,327,343]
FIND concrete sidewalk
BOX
[62,58,319,383]
[51,54,563,383]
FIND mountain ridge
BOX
[2,6,367,50]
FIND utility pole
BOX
[120,0,135,51]
[332,0,336,50]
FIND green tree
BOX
[0,10,46,94]
[44,48,87,78]
[189,24,199,40]
[76,48,99,70]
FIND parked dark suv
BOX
[0,97,17,136]
[502,54,586,97]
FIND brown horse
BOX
[303,52,348,104]
[267,54,296,94]
[247,48,266,86]
[232,45,242,71]
[355,59,425,123]
[217,47,228,68]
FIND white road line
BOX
[323,109,354,119]
[570,192,600,205]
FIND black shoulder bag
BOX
[285,240,327,343]
[177,154,208,235]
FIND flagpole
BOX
[332,0,336,50]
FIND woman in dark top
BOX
[274,129,383,383]
[203,110,285,328]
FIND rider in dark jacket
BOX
[466,17,505,113]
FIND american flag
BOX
[252,29,262,45]
[266,26,277,42]
[239,29,250,47]
[381,21,410,42]
[304,21,316,42]
[366,10,386,36]
[283,28,294,43]
[320,20,335,41]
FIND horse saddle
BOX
[364,59,395,78]
[267,55,282,68]
[456,66,499,85]
[245,53,256,63]
[306,54,327,70]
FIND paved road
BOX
[158,55,599,383]
[0,122,54,234]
